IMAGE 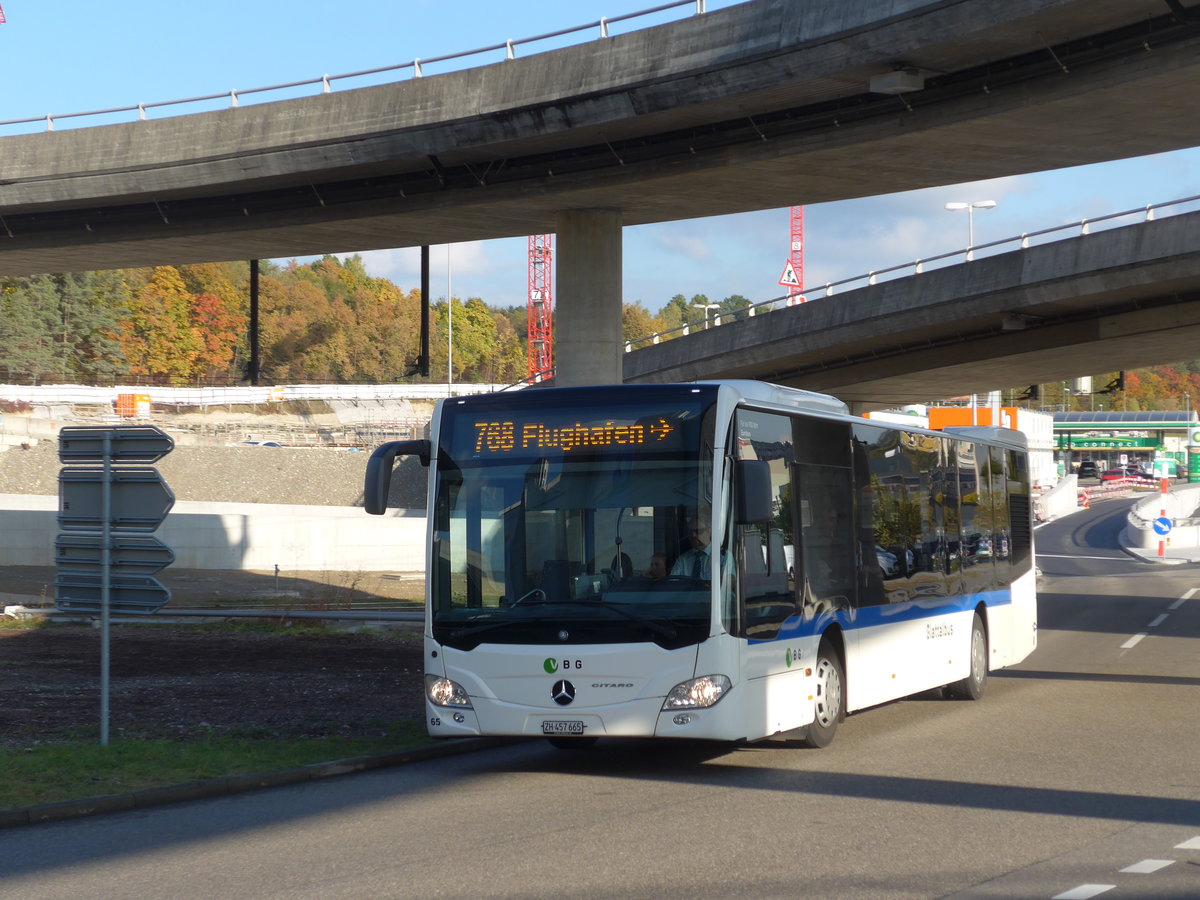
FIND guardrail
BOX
[0,1,710,134]
[624,193,1200,352]
[0,383,507,406]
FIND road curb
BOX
[0,738,508,830]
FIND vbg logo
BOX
[543,658,558,674]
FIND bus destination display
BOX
[471,416,677,455]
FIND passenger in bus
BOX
[646,553,669,581]
[672,514,711,579]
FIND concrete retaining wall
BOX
[0,494,425,572]
[1123,485,1200,550]
[1036,474,1080,522]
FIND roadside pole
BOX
[1157,477,1171,559]
[56,426,176,746]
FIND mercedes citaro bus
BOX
[365,381,1036,749]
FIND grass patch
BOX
[0,722,432,811]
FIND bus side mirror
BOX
[365,439,430,515]
[734,459,773,524]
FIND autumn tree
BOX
[119,266,203,382]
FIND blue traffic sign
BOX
[1153,517,1173,536]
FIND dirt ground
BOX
[0,567,428,749]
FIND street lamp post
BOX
[696,302,721,329]
[945,200,996,260]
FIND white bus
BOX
[366,381,1036,748]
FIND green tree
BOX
[0,276,60,380]
[623,301,660,349]
[720,293,753,322]
[57,271,129,381]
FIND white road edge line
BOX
[1037,554,1129,561]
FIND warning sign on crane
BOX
[778,261,801,288]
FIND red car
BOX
[1099,467,1154,484]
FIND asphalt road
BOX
[1,500,1197,900]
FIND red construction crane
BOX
[527,234,554,382]
[0,4,7,23]
[778,205,806,305]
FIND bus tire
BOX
[803,638,844,748]
[946,612,988,701]
[547,736,599,750]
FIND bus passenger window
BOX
[735,409,797,637]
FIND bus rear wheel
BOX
[803,638,844,748]
[946,612,988,700]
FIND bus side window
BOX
[795,466,855,616]
[733,410,796,638]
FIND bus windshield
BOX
[430,389,718,651]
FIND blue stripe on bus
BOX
[753,588,1012,644]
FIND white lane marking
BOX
[1182,588,1198,600]
[1037,554,1129,561]
[1176,835,1200,850]
[1119,858,1174,874]
[1168,596,1187,610]
[1148,614,1169,628]
[1052,886,1114,899]
[1120,633,1147,650]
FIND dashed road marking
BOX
[1052,885,1114,899]
[1118,858,1174,874]
[1119,633,1146,650]
[1147,613,1168,627]
[1176,835,1200,850]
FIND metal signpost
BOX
[56,425,176,746]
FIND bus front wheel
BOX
[946,612,988,700]
[803,639,844,748]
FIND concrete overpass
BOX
[3,0,1200,387]
[621,210,1200,411]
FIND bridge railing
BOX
[624,193,1200,352]
[0,1,710,135]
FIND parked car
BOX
[1100,467,1154,484]
[239,440,282,448]
[876,545,899,578]
[1076,460,1099,478]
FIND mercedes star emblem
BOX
[551,680,576,706]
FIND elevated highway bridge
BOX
[2,0,1200,394]
[623,209,1200,411]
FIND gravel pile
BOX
[0,441,428,509]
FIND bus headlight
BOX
[425,674,473,708]
[663,675,732,710]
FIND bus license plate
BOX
[542,720,585,735]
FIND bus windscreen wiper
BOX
[449,599,676,642]
[515,599,677,641]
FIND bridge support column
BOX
[554,208,623,387]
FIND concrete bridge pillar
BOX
[554,208,623,387]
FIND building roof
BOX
[1053,410,1199,430]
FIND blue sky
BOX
[3,0,1199,311]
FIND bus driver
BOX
[672,513,711,579]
